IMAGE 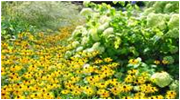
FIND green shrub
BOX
[65,1,179,79]
[144,1,179,14]
[1,16,37,40]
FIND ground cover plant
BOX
[1,1,179,99]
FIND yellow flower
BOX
[110,87,121,95]
[28,65,37,71]
[101,65,110,71]
[97,89,110,98]
[148,96,158,99]
[70,76,80,83]
[1,67,6,76]
[150,87,158,93]
[76,70,82,74]
[157,95,164,99]
[15,95,26,99]
[64,82,74,89]
[134,92,146,99]
[162,60,169,64]
[122,96,132,99]
[109,62,119,68]
[92,51,99,56]
[139,84,158,93]
[129,59,139,65]
[101,70,114,77]
[141,72,150,79]
[96,82,109,89]
[93,75,101,82]
[166,90,176,99]
[57,96,61,99]
[134,76,146,84]
[94,59,103,64]
[86,76,94,83]
[42,92,54,99]
[74,85,83,92]
[104,57,113,62]
[127,69,138,75]
[72,90,81,96]
[154,60,160,65]
[19,84,28,91]
[120,85,133,92]
[12,90,23,96]
[124,75,134,83]
[83,86,95,96]
[108,79,119,86]
[61,90,70,94]
[1,92,11,99]
[40,88,48,93]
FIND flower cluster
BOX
[1,32,177,99]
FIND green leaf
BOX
[169,45,178,54]
[112,1,118,5]
[163,56,174,64]
[114,37,121,49]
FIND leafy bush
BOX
[143,1,179,78]
[65,1,179,78]
[1,16,36,40]
[144,1,179,14]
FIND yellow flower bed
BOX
[1,31,177,99]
